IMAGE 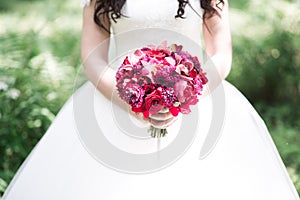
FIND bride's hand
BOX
[148,108,178,129]
[129,108,178,129]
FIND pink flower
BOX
[120,83,145,108]
[175,64,189,75]
[128,49,144,65]
[116,58,135,81]
[193,78,204,94]
[182,60,194,71]
[189,68,197,78]
[174,80,187,102]
[116,41,208,123]
[164,57,176,66]
[144,87,164,115]
[161,87,178,108]
[180,95,198,114]
[180,84,199,113]
[199,73,208,85]
[146,50,166,60]
[153,66,181,87]
[174,53,183,65]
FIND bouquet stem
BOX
[148,126,167,138]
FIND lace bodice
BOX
[81,0,203,44]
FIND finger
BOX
[158,107,169,113]
[135,112,150,125]
[164,116,178,127]
[150,118,176,129]
[149,116,178,129]
[150,112,173,120]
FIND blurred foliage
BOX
[0,0,299,198]
[228,0,300,194]
[0,0,83,197]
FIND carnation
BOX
[119,83,145,108]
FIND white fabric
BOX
[3,0,299,199]
[80,0,90,8]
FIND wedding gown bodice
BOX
[110,0,203,42]
[80,0,203,60]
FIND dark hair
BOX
[93,0,224,32]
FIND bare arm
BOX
[81,0,116,101]
[81,1,175,128]
[202,0,232,92]
[81,0,137,114]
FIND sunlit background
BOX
[0,0,299,197]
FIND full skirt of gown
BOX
[2,80,299,200]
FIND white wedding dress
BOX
[3,0,299,199]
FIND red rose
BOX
[144,88,164,115]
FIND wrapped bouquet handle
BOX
[116,41,208,138]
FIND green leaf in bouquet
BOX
[173,102,180,107]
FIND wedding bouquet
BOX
[116,41,208,138]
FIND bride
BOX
[2,0,299,199]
